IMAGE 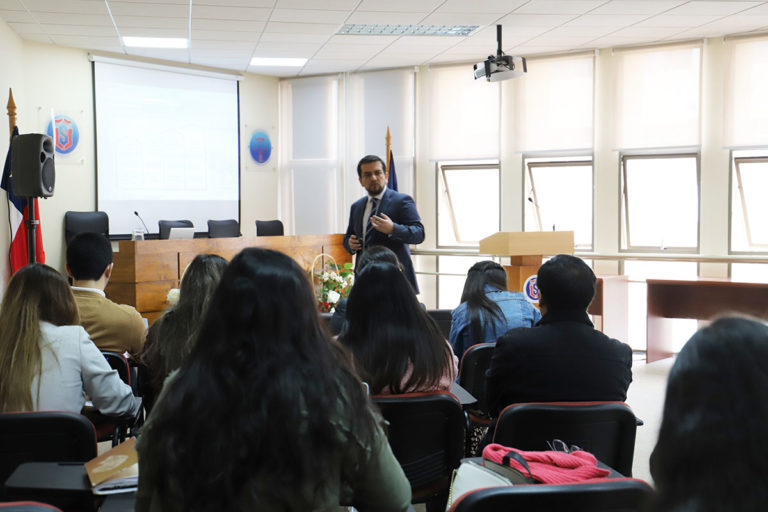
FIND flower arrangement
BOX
[315,261,354,313]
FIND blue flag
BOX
[387,148,398,192]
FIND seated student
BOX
[329,245,401,335]
[136,248,411,511]
[0,263,141,418]
[449,260,541,358]
[138,254,227,410]
[486,254,632,417]
[66,232,146,355]
[650,316,768,511]
[338,261,458,394]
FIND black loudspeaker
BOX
[11,133,55,198]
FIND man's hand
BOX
[348,234,362,251]
[371,213,394,235]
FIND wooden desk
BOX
[646,278,768,362]
[105,234,351,324]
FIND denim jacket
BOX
[449,286,541,358]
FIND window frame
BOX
[435,161,501,249]
[620,152,701,253]
[524,158,594,250]
[730,155,768,254]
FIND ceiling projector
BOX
[473,25,527,82]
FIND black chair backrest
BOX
[0,411,97,486]
[102,351,131,386]
[373,392,466,504]
[0,502,64,511]
[427,309,452,339]
[158,219,193,240]
[458,343,495,415]
[449,478,653,512]
[494,402,637,477]
[255,219,284,236]
[207,219,240,238]
[64,211,109,244]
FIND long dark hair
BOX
[651,316,768,510]
[460,261,508,342]
[340,261,452,394]
[139,248,376,509]
[140,254,228,390]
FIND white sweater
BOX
[31,321,141,417]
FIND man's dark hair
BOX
[536,254,595,311]
[356,154,386,178]
[356,245,400,274]
[66,232,113,281]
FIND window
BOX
[437,162,500,247]
[620,154,699,251]
[731,153,768,252]
[524,157,593,250]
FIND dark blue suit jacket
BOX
[343,188,425,293]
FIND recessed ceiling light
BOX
[250,57,307,67]
[337,24,478,36]
[122,37,188,49]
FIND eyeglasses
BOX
[361,169,385,180]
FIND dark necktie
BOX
[364,197,380,249]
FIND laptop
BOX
[168,227,195,240]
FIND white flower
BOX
[322,271,331,281]
[327,290,341,304]
[166,288,180,305]
[335,274,344,284]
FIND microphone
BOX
[134,211,149,234]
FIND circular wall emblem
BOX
[249,130,272,164]
[46,115,79,154]
[523,275,539,304]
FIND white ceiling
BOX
[1,0,768,77]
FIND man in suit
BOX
[344,154,425,292]
[486,254,633,417]
[66,232,146,355]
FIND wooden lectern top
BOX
[478,231,574,257]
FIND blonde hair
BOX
[0,263,79,412]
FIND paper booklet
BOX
[84,437,139,495]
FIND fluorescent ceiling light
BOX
[338,24,478,36]
[250,57,307,67]
[123,37,188,49]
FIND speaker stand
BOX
[25,196,39,264]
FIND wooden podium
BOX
[478,231,575,293]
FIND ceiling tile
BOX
[436,0,527,14]
[276,0,358,9]
[19,33,54,43]
[514,1,609,15]
[607,25,688,38]
[262,21,339,35]
[125,47,189,62]
[196,0,273,6]
[121,27,187,37]
[300,61,364,74]
[189,29,258,41]
[114,15,188,29]
[466,24,550,45]
[589,1,686,15]
[418,12,503,25]
[23,0,109,14]
[37,24,119,36]
[361,54,425,68]
[108,2,188,17]
[0,1,24,9]
[32,12,113,25]
[741,4,768,15]
[190,48,252,58]
[314,42,385,59]
[190,40,255,50]
[498,13,579,27]
[546,24,618,37]
[49,34,122,47]
[664,1,761,16]
[253,41,322,57]
[270,8,349,24]
[107,0,187,3]
[326,34,400,45]
[564,14,650,27]
[191,19,265,32]
[259,32,329,43]
[357,0,444,13]
[0,10,36,23]
[189,56,248,70]
[386,35,464,50]
[192,5,271,21]
[345,11,426,24]
[636,14,722,27]
[528,33,595,45]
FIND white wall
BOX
[0,34,279,286]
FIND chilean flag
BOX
[1,126,45,274]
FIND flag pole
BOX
[385,126,391,172]
[7,88,15,140]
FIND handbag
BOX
[446,450,536,510]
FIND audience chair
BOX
[83,352,139,447]
[0,502,64,511]
[457,343,495,456]
[207,219,240,238]
[493,401,638,477]
[373,392,466,512]
[158,219,193,240]
[426,309,452,339]
[63,211,109,245]
[255,219,284,236]
[447,478,653,512]
[0,412,97,492]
